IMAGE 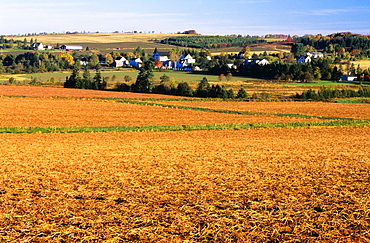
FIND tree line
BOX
[161,36,266,49]
[296,86,370,101]
[294,33,370,59]
[64,62,107,90]
[66,60,250,99]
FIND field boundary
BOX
[116,100,359,121]
[1,119,370,134]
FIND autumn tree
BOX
[58,52,74,67]
[104,53,114,65]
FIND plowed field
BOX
[0,97,322,127]
[1,127,369,242]
[153,100,370,120]
[0,86,189,99]
[1,86,369,242]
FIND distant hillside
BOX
[294,32,370,51]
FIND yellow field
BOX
[152,100,370,120]
[0,97,321,127]
[0,87,369,242]
[352,59,370,70]
[8,33,180,45]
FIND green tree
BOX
[227,89,234,98]
[92,64,106,90]
[89,54,99,68]
[132,61,154,92]
[176,82,193,96]
[236,88,248,99]
[0,61,5,74]
[195,77,210,97]
[160,74,171,83]
[64,61,81,88]
[313,67,322,80]
[291,43,305,58]
[81,66,92,89]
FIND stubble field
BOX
[0,86,369,242]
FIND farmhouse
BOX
[152,49,169,63]
[339,75,357,81]
[244,59,270,66]
[60,45,83,50]
[296,56,312,63]
[113,57,128,67]
[130,57,143,68]
[309,52,324,58]
[297,52,324,63]
[31,43,44,50]
[77,57,88,66]
[183,54,196,64]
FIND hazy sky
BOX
[1,0,369,36]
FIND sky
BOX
[1,0,370,36]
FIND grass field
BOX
[1,71,297,97]
[3,70,363,99]
[0,86,370,242]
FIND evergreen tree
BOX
[227,89,235,98]
[195,77,210,97]
[176,82,193,96]
[132,61,154,92]
[92,64,106,90]
[291,43,305,58]
[236,88,248,99]
[81,66,92,89]
[64,62,81,88]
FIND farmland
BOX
[0,86,370,242]
[2,70,359,99]
[3,32,288,55]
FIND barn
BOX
[60,45,83,50]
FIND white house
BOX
[60,45,83,50]
[77,58,88,66]
[113,56,127,67]
[183,54,196,64]
[307,52,324,58]
[244,59,270,66]
[31,43,44,50]
[174,54,196,69]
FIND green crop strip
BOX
[114,100,359,121]
[1,119,369,134]
[335,98,370,104]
